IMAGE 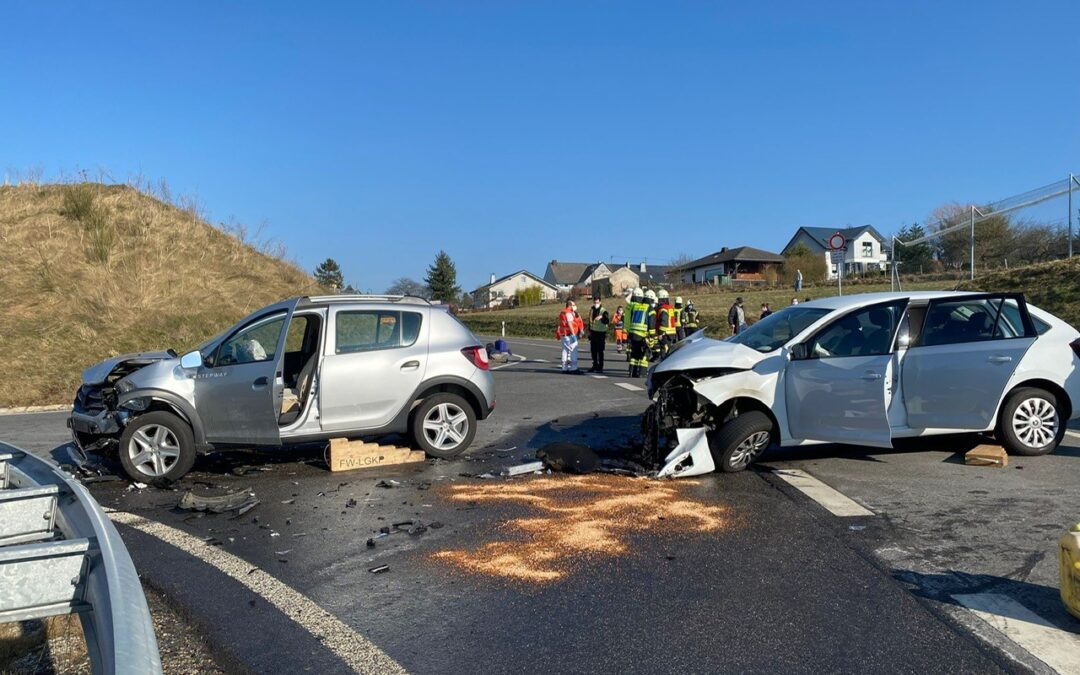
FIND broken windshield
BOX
[728,306,832,353]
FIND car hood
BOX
[81,352,176,385]
[653,337,768,373]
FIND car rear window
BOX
[336,311,401,353]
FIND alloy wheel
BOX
[729,430,770,469]
[423,402,470,451]
[1011,397,1058,449]
[127,424,181,478]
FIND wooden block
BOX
[965,444,1008,467]
[328,438,426,472]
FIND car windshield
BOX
[728,306,832,352]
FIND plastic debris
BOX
[536,443,600,474]
[502,461,545,477]
[177,488,259,514]
[369,565,389,574]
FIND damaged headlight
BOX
[120,397,149,411]
[115,378,136,394]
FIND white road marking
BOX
[953,593,1080,674]
[108,511,407,674]
[770,469,874,517]
[591,375,609,380]
[490,355,527,371]
[615,383,644,392]
[532,358,548,363]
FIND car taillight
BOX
[1072,338,1080,360]
[461,346,489,370]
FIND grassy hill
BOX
[959,256,1080,329]
[0,182,321,407]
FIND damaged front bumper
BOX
[643,374,724,479]
[655,428,715,478]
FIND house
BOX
[669,247,785,285]
[782,225,890,280]
[471,270,559,309]
[543,261,611,294]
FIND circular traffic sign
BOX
[828,232,846,251]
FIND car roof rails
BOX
[303,294,433,306]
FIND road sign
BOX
[830,249,845,263]
[828,232,846,251]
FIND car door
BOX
[319,308,429,432]
[785,299,907,446]
[902,294,1036,431]
[195,299,298,445]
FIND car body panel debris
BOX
[177,488,258,514]
[655,428,715,478]
[502,461,545,476]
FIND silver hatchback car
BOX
[68,295,496,481]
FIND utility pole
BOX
[1069,173,1074,259]
[969,205,976,281]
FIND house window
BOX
[862,241,873,258]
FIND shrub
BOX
[515,285,543,306]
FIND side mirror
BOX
[789,343,808,361]
[896,332,911,350]
[180,350,203,369]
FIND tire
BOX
[708,411,774,473]
[411,393,477,459]
[996,387,1064,456]
[118,411,197,482]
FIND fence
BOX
[891,174,1080,289]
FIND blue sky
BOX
[3,2,1078,292]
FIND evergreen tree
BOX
[893,224,934,273]
[425,250,460,303]
[313,258,345,290]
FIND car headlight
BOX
[120,397,149,411]
[115,378,136,394]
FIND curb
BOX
[0,404,71,416]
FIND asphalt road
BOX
[3,336,1080,674]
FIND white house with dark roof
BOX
[471,270,559,309]
[782,225,891,279]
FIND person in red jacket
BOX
[556,300,583,374]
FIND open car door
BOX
[195,298,299,445]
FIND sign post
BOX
[828,232,847,296]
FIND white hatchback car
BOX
[645,292,1080,477]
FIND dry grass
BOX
[432,475,730,583]
[960,256,1080,329]
[0,182,321,407]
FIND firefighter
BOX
[626,288,649,378]
[612,305,627,354]
[654,289,677,358]
[682,300,699,333]
[643,290,660,366]
[673,296,685,341]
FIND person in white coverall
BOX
[556,300,583,374]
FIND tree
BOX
[781,242,826,284]
[930,204,1011,271]
[892,223,934,273]
[515,285,543,307]
[425,250,460,303]
[313,258,345,290]
[386,277,430,298]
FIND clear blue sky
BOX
[3,2,1078,292]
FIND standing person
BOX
[572,301,585,339]
[673,296,685,341]
[727,297,746,336]
[587,296,609,373]
[643,290,660,363]
[794,268,803,293]
[760,303,772,319]
[681,300,699,334]
[654,289,677,358]
[612,305,627,354]
[627,288,649,378]
[556,300,582,374]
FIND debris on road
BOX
[537,443,600,474]
[369,565,390,574]
[965,445,1009,467]
[376,480,400,489]
[327,438,425,472]
[502,461,545,477]
[177,487,259,514]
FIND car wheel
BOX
[118,411,197,482]
[708,411,774,472]
[997,387,1064,456]
[411,393,477,459]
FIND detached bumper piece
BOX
[655,428,715,479]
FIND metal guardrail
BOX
[0,442,162,674]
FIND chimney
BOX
[490,272,496,284]
[639,261,646,273]
[720,247,728,253]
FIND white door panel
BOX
[903,338,1034,430]
[786,353,894,446]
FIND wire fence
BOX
[891,174,1079,289]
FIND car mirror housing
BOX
[789,343,808,361]
[180,350,203,369]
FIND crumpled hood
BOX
[653,337,766,373]
[81,352,176,385]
